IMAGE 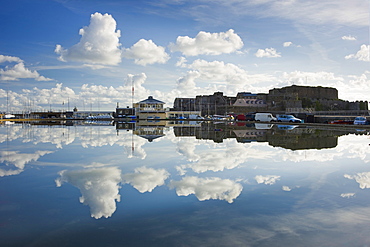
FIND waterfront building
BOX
[173,85,368,116]
[195,92,233,116]
[133,96,166,119]
[166,110,202,119]
[173,98,196,111]
[115,106,136,118]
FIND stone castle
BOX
[173,85,368,116]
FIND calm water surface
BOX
[1,121,370,247]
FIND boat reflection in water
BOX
[171,121,348,150]
[0,120,370,246]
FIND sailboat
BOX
[3,89,15,119]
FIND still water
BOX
[1,121,370,247]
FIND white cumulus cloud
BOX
[123,39,170,66]
[341,35,356,41]
[176,59,275,95]
[176,70,200,95]
[124,73,151,105]
[170,176,243,203]
[283,41,293,47]
[255,48,281,58]
[170,29,243,56]
[281,70,344,87]
[0,72,157,113]
[55,12,122,65]
[187,59,249,82]
[0,55,23,64]
[55,167,122,219]
[175,56,187,68]
[0,61,53,81]
[345,44,370,62]
[123,166,169,193]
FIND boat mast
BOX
[131,78,134,108]
[6,88,9,114]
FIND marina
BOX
[1,1,369,246]
[0,121,369,246]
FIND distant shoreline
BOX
[1,118,370,129]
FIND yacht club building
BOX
[133,96,166,119]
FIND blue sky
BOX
[0,0,369,112]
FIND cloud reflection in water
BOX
[170,176,243,203]
[55,167,122,219]
[123,166,170,193]
[0,150,53,176]
[344,172,370,189]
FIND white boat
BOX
[85,115,113,120]
[4,114,15,119]
[211,115,231,121]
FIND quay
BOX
[1,85,368,128]
[1,118,370,130]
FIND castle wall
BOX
[172,85,366,116]
[269,85,338,100]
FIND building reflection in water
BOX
[168,121,361,150]
[65,118,370,150]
